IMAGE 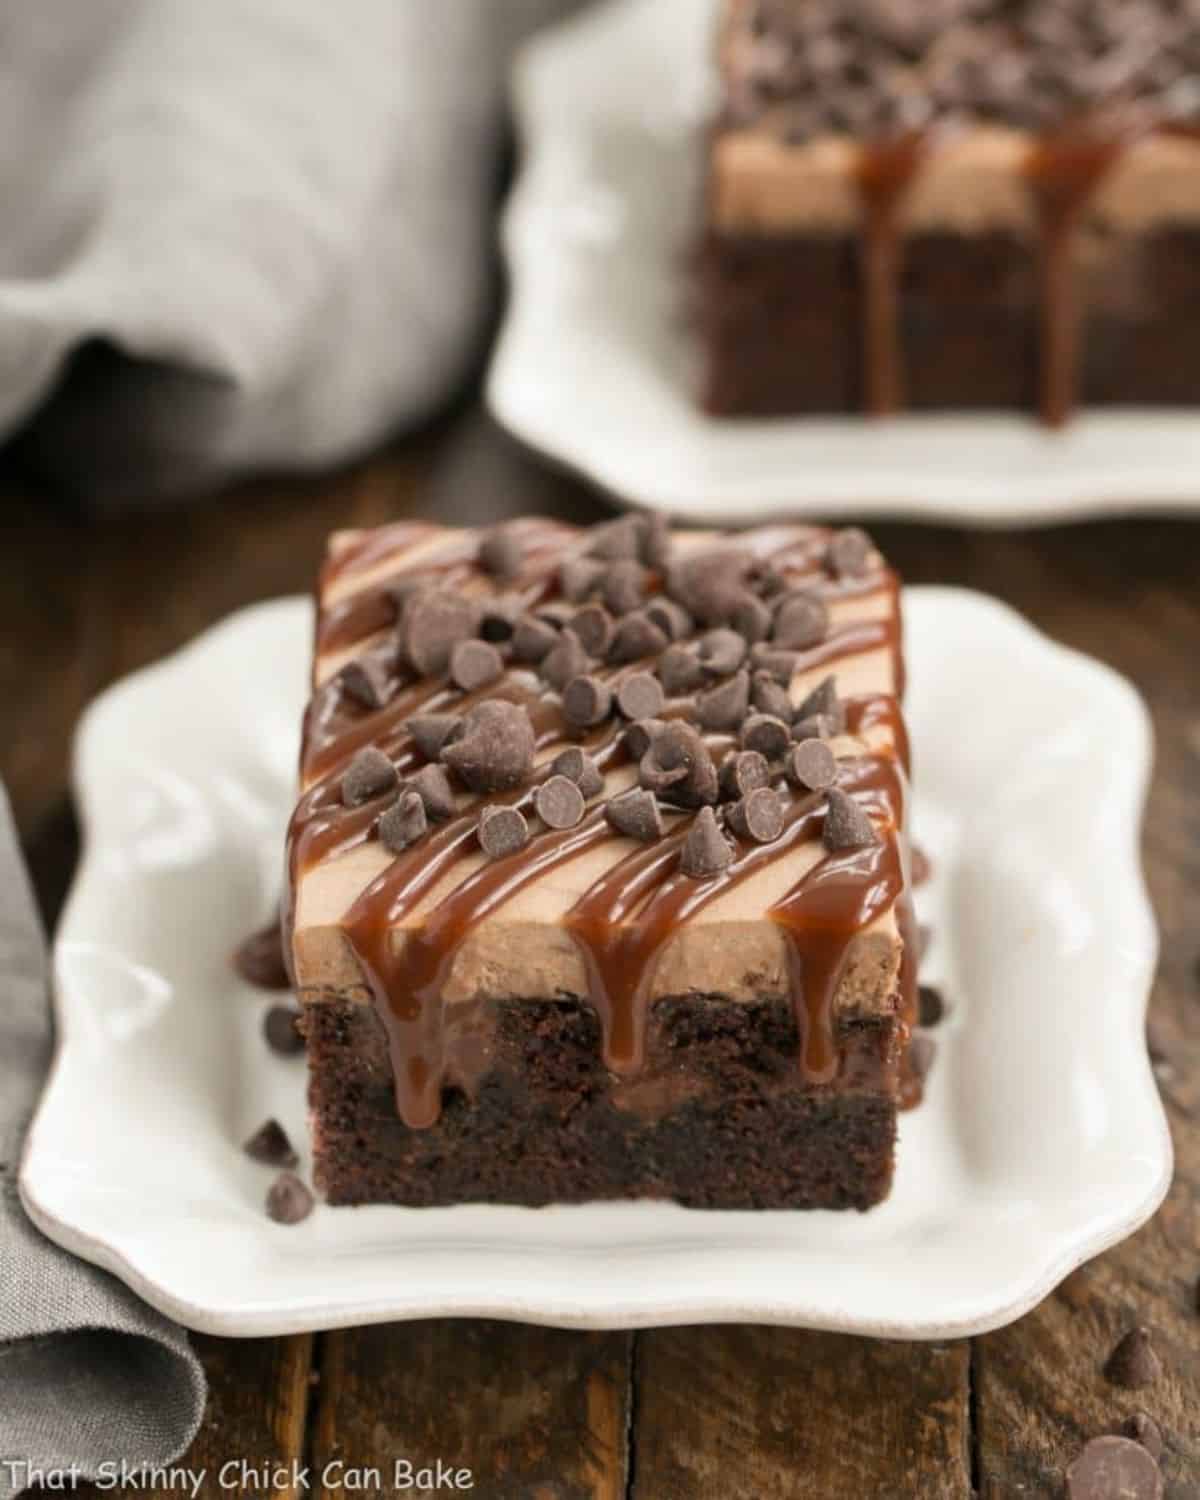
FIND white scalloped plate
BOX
[20,589,1166,1337]
[486,0,1200,524]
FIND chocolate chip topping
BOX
[551,746,605,799]
[639,751,689,797]
[535,774,586,830]
[752,647,800,686]
[827,528,873,579]
[616,671,665,721]
[646,597,693,642]
[1066,1436,1162,1500]
[571,604,615,658]
[640,511,672,569]
[561,556,606,603]
[773,592,829,650]
[562,674,613,729]
[402,589,479,676]
[450,638,504,693]
[603,559,649,616]
[740,713,792,760]
[668,548,751,626]
[622,718,665,759]
[408,763,457,821]
[1123,1413,1163,1462]
[728,786,786,844]
[266,1171,314,1226]
[406,715,461,764]
[512,615,560,663]
[732,591,773,644]
[788,738,838,791]
[609,611,669,664]
[478,804,530,858]
[698,627,748,677]
[646,722,719,807]
[795,674,845,731]
[793,713,839,743]
[1104,1327,1162,1389]
[681,806,735,878]
[605,788,665,842]
[480,596,520,643]
[696,669,751,732]
[823,788,880,851]
[378,788,428,853]
[719,748,770,802]
[587,516,643,561]
[540,627,591,692]
[917,983,945,1027]
[657,643,705,696]
[244,1118,299,1169]
[337,654,391,711]
[441,700,534,793]
[341,747,399,807]
[263,1004,304,1056]
[479,525,523,580]
[752,671,794,723]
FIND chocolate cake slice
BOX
[286,515,917,1210]
[701,0,1200,423]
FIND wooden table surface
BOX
[5,406,1198,1499]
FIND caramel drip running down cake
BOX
[700,0,1200,423]
[286,515,918,1210]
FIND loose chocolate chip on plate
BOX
[478,525,523,579]
[535,774,586,830]
[719,749,770,802]
[603,559,649,616]
[337,654,391,711]
[266,1171,315,1226]
[402,589,480,677]
[752,670,793,722]
[406,713,462,762]
[1066,1436,1162,1500]
[551,746,605,799]
[609,611,669,664]
[617,671,665,721]
[788,738,838,791]
[571,603,615,658]
[698,627,747,676]
[263,1004,304,1057]
[540,627,591,692]
[605,788,664,842]
[696,669,750,732]
[646,597,693,642]
[622,717,664,759]
[450,638,504,693]
[740,713,792,760]
[732,591,773,644]
[681,806,735,878]
[341,747,399,807]
[560,556,606,603]
[918,984,945,1027]
[727,786,785,844]
[442,701,535,793]
[773,592,829,650]
[827,526,874,578]
[1105,1327,1162,1389]
[657,643,704,696]
[244,1118,299,1169]
[408,763,457,821]
[562,674,613,729]
[512,615,560,663]
[1123,1413,1163,1462]
[478,804,530,858]
[378,789,428,853]
[795,674,842,727]
[823,788,879,851]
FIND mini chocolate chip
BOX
[1105,1328,1162,1389]
[640,512,672,569]
[450,638,504,693]
[793,713,839,742]
[698,627,747,676]
[540,628,591,692]
[795,674,844,730]
[378,789,428,853]
[669,548,751,625]
[442,701,535,793]
[535,774,586,830]
[551,746,605,799]
[1066,1437,1161,1500]
[402,589,480,677]
[1123,1413,1163,1462]
[732,591,773,644]
[561,556,606,603]
[657,643,705,696]
[562,674,613,728]
[827,527,874,578]
[478,804,530,858]
[908,1034,936,1081]
[341,747,399,807]
[918,984,945,1027]
[788,738,838,791]
[512,615,560,663]
[587,516,643,561]
[727,786,785,844]
[406,713,462,762]
[751,646,800,685]
[244,1118,299,1169]
[740,713,792,760]
[605,788,664,841]
[408,763,457,821]
[752,670,794,722]
[603,559,649,616]
[623,718,665,758]
[696,670,751,732]
[646,597,693,642]
[480,596,520,642]
[719,749,770,801]
[609,612,669,664]
[681,806,735,878]
[823,788,879,851]
[617,672,665,721]
[266,1171,314,1225]
[478,525,524,579]
[773,592,829,650]
[263,1004,304,1056]
[571,604,615,657]
[337,655,390,711]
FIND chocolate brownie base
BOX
[305,995,900,1211]
[697,226,1200,415]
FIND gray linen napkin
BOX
[0,0,581,508]
[0,783,205,1498]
